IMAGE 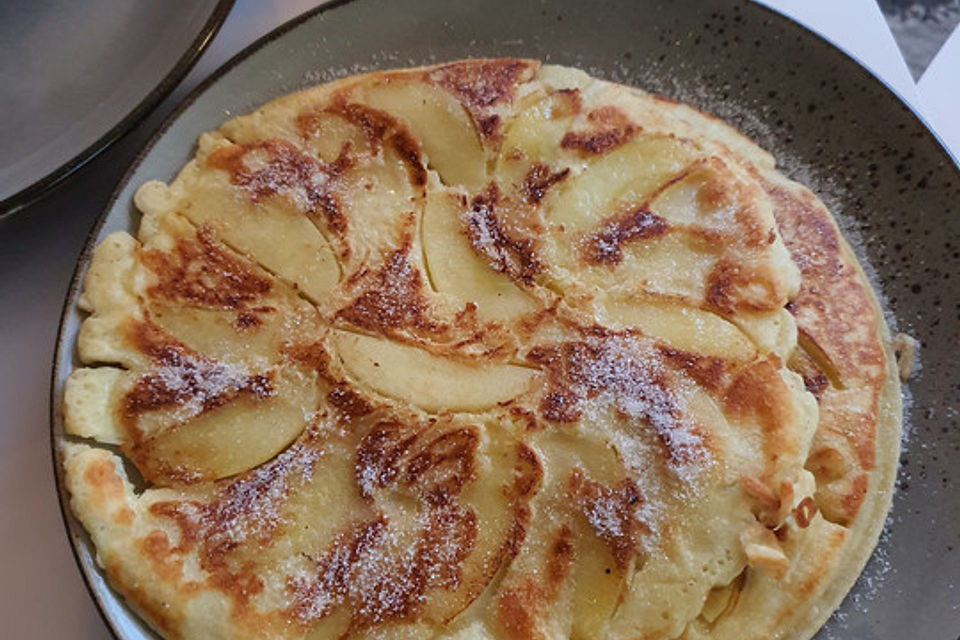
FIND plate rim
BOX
[48,0,958,637]
[0,0,237,218]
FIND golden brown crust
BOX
[764,178,887,524]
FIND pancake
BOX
[59,59,900,640]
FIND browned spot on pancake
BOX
[464,182,542,284]
[142,226,273,312]
[207,568,265,618]
[659,347,729,392]
[496,524,572,640]
[552,88,583,118]
[113,506,135,526]
[431,59,533,110]
[819,387,877,471]
[805,446,847,484]
[561,106,639,155]
[388,126,428,187]
[509,405,541,432]
[429,58,538,140]
[705,261,739,315]
[140,531,185,583]
[694,162,769,249]
[705,260,780,314]
[569,468,646,570]
[288,516,393,625]
[337,244,447,337]
[479,114,502,140]
[355,420,420,499]
[803,373,829,399]
[512,443,544,501]
[83,458,127,507]
[233,312,261,331]
[546,525,576,585]
[539,389,580,424]
[325,100,393,148]
[122,320,273,432]
[582,207,668,266]
[404,428,479,502]
[325,99,427,187]
[207,139,351,240]
[418,501,478,590]
[520,164,570,204]
[496,579,542,640]
[528,332,707,466]
[282,341,332,378]
[722,357,791,434]
[327,383,373,420]
[515,301,559,341]
[840,473,869,523]
[502,444,543,558]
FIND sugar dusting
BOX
[152,417,332,566]
[567,333,710,473]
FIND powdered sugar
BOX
[555,332,710,471]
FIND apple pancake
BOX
[60,59,901,640]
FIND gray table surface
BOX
[0,2,321,636]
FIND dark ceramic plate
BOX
[0,0,234,215]
[51,1,960,638]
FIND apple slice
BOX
[132,366,320,483]
[545,134,698,235]
[422,188,538,322]
[495,90,581,187]
[331,330,535,412]
[599,299,756,361]
[135,136,341,303]
[356,79,487,189]
[492,430,630,639]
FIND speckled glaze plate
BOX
[0,0,234,215]
[51,1,960,638]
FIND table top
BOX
[0,1,955,638]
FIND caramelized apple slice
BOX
[537,135,705,298]
[422,188,538,321]
[599,298,756,361]
[545,134,698,234]
[493,431,629,639]
[496,90,581,186]
[357,79,487,189]
[331,330,536,412]
[131,366,320,483]
[135,135,341,303]
[262,420,533,636]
